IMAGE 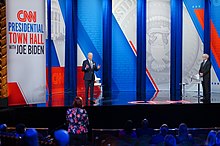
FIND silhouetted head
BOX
[73,97,83,108]
[54,129,69,146]
[141,118,149,129]
[216,131,220,145]
[160,124,168,136]
[24,129,39,146]
[124,120,134,134]
[164,134,176,146]
[206,130,216,146]
[16,123,26,134]
[0,124,7,132]
[88,52,93,61]
[178,123,188,136]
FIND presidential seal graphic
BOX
[113,0,203,91]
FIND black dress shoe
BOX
[200,98,204,102]
[90,100,96,105]
[200,99,211,103]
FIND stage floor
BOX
[92,91,220,106]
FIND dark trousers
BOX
[85,80,94,105]
[202,79,211,103]
[69,133,87,146]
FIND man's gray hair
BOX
[203,53,209,58]
[88,52,93,56]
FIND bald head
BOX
[202,54,209,60]
[88,52,93,61]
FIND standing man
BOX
[82,52,101,105]
[199,54,211,103]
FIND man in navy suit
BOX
[199,54,211,103]
[82,52,101,105]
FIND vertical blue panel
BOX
[47,0,52,106]
[137,0,146,99]
[103,0,112,97]
[170,0,183,101]
[204,0,210,55]
[64,0,77,106]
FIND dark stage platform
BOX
[1,104,220,132]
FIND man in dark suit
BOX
[199,54,211,103]
[82,52,101,105]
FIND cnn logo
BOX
[17,10,37,23]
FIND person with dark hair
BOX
[135,119,154,145]
[119,120,137,139]
[118,120,137,145]
[150,124,169,145]
[66,97,89,146]
[136,118,153,137]
[176,123,194,145]
[15,123,26,138]
[164,134,176,146]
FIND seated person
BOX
[205,130,216,146]
[136,118,153,137]
[23,128,39,146]
[150,124,168,144]
[54,129,69,146]
[0,124,7,133]
[216,131,220,146]
[119,120,137,139]
[164,134,176,146]
[176,123,194,145]
[136,119,154,145]
[118,120,137,145]
[15,123,26,138]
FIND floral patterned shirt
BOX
[66,108,89,134]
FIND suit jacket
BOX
[82,59,99,81]
[199,60,211,81]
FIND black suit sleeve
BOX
[94,63,99,71]
[199,63,203,73]
[93,61,100,71]
[203,61,211,76]
[82,61,89,72]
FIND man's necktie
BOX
[90,61,93,69]
[203,61,206,67]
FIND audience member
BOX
[15,123,26,138]
[216,130,220,146]
[54,129,69,146]
[0,124,7,133]
[176,123,194,145]
[136,118,153,137]
[150,124,169,144]
[206,130,216,146]
[66,97,89,146]
[23,128,39,146]
[119,120,137,139]
[118,120,137,145]
[164,134,176,146]
[135,118,154,145]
